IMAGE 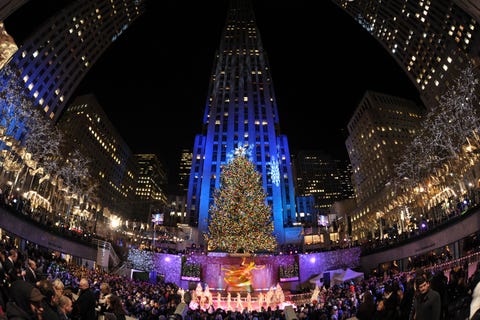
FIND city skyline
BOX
[5,0,421,182]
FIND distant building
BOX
[176,149,192,195]
[329,198,357,246]
[57,93,137,220]
[295,195,317,226]
[186,0,298,245]
[166,194,187,226]
[134,153,168,222]
[345,91,425,240]
[294,150,355,217]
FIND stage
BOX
[181,283,297,312]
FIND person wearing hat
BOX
[5,279,45,319]
[411,276,441,320]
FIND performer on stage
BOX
[236,292,243,311]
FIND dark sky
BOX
[5,0,420,186]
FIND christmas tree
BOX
[204,146,278,253]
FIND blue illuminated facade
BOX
[186,0,298,246]
[2,0,145,122]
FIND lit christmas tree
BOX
[204,146,278,253]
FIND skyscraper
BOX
[294,150,355,215]
[177,149,193,195]
[2,0,145,122]
[331,0,480,111]
[58,94,138,220]
[345,91,425,240]
[134,153,168,221]
[186,0,298,246]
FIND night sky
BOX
[5,0,420,185]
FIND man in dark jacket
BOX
[4,249,24,284]
[71,278,96,320]
[412,276,441,320]
[24,259,39,285]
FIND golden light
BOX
[110,216,121,229]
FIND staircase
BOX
[92,239,120,271]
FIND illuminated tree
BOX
[395,64,479,185]
[204,146,277,253]
[0,65,32,143]
[0,65,35,181]
[53,148,98,213]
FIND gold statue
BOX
[222,257,264,288]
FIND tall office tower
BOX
[345,91,425,240]
[339,161,355,200]
[294,150,355,217]
[2,0,145,122]
[57,94,137,220]
[331,0,480,111]
[134,153,168,221]
[177,149,193,195]
[186,0,297,246]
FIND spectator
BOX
[71,278,96,320]
[411,276,441,320]
[58,295,73,320]
[97,282,111,314]
[6,279,45,319]
[4,249,24,283]
[382,282,400,320]
[356,291,376,320]
[470,266,480,320]
[398,275,415,320]
[105,294,127,320]
[0,248,6,312]
[52,278,65,300]
[24,259,39,285]
[36,279,61,320]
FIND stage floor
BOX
[186,290,297,312]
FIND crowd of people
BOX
[0,236,479,320]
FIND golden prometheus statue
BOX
[222,257,264,289]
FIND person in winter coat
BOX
[6,279,45,320]
[71,278,96,320]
